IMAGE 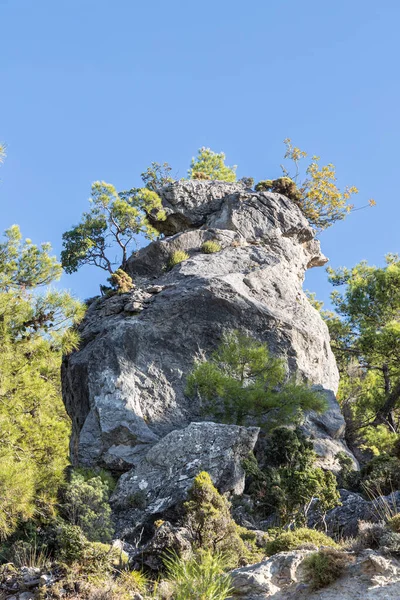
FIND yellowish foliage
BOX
[281,138,374,230]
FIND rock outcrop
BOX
[110,421,259,536]
[309,490,400,538]
[62,180,354,525]
[229,549,400,599]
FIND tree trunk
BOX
[373,378,400,431]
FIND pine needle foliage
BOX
[186,330,326,427]
[317,255,400,444]
[183,471,262,568]
[189,147,237,182]
[0,227,85,539]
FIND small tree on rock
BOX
[183,471,261,567]
[188,147,237,182]
[61,182,165,275]
[186,330,326,428]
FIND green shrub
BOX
[164,550,233,600]
[335,451,359,489]
[118,569,148,593]
[239,177,254,188]
[127,491,147,509]
[168,250,190,269]
[109,269,134,293]
[361,454,400,496]
[81,542,123,575]
[56,522,88,563]
[9,540,50,569]
[303,548,352,590]
[360,425,398,456]
[255,177,302,203]
[61,470,114,543]
[184,471,261,568]
[186,331,326,429]
[141,161,174,191]
[201,241,222,254]
[265,528,338,556]
[388,514,400,533]
[355,520,400,554]
[188,147,237,182]
[244,428,340,527]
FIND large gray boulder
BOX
[62,180,352,475]
[111,421,259,537]
[229,549,400,599]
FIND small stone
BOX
[124,301,143,312]
[19,593,35,600]
[145,285,164,294]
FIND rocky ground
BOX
[3,547,400,599]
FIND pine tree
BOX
[0,226,84,538]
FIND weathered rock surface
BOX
[309,490,400,538]
[229,549,400,599]
[130,521,193,571]
[111,421,259,536]
[62,180,352,477]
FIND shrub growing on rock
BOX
[201,240,222,254]
[303,548,352,590]
[183,471,261,568]
[118,569,149,594]
[168,250,190,269]
[244,428,340,527]
[187,330,326,428]
[354,520,400,554]
[265,528,338,556]
[335,451,359,490]
[188,147,237,182]
[108,268,134,293]
[141,161,174,191]
[361,454,400,496]
[256,139,374,231]
[388,514,400,533]
[255,177,302,204]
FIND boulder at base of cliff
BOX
[110,421,259,538]
[230,549,400,599]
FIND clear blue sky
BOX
[1,0,398,304]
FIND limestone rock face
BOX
[110,421,259,536]
[229,549,400,599]
[62,180,351,479]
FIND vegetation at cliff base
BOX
[244,427,340,527]
[0,226,84,539]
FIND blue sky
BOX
[1,0,398,305]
